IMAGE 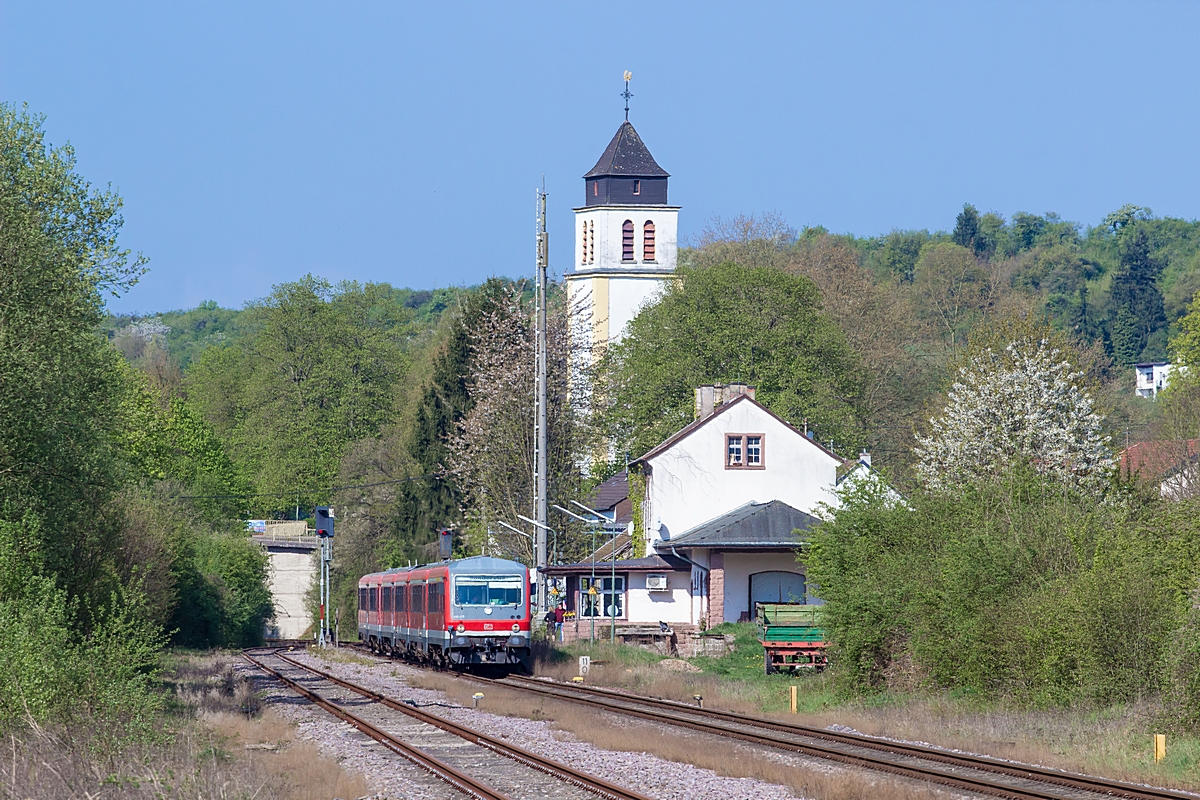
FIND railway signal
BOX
[316,506,334,648]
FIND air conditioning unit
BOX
[646,574,669,591]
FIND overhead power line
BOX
[171,472,439,501]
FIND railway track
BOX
[241,647,653,800]
[313,643,1200,800]
[485,673,1196,800]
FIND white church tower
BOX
[567,120,679,361]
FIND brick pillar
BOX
[708,552,724,628]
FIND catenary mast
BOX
[534,185,549,612]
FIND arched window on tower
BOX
[622,220,634,262]
[643,220,656,262]
[581,220,588,265]
[588,221,595,263]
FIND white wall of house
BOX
[1135,362,1182,399]
[625,571,693,624]
[643,398,841,546]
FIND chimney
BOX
[859,450,871,467]
[694,384,756,420]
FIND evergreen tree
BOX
[1107,227,1166,361]
[953,203,981,253]
[1110,305,1141,367]
[386,279,510,563]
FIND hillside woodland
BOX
[7,97,1200,748]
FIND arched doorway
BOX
[749,571,806,618]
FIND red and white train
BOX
[357,555,532,672]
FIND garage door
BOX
[750,571,806,612]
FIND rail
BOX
[245,647,653,800]
[491,674,1197,800]
[242,648,512,800]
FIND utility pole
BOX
[534,184,549,614]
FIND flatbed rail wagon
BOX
[757,603,827,674]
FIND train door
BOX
[395,579,408,641]
[410,581,425,647]
[382,584,393,636]
[427,579,445,638]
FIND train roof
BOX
[360,556,529,583]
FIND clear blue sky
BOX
[4,2,1200,314]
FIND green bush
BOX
[0,517,164,734]
[809,468,1200,717]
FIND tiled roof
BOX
[584,121,669,178]
[588,471,629,513]
[542,553,690,575]
[1120,439,1199,479]
[662,500,819,549]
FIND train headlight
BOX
[508,635,528,647]
[453,636,470,647]
[456,623,465,633]
[511,623,520,632]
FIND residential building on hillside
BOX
[1135,362,1177,398]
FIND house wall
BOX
[644,400,841,545]
[625,571,693,623]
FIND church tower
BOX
[566,120,679,360]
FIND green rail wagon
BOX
[756,603,827,674]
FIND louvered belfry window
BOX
[643,220,656,262]
[622,220,634,261]
[581,220,588,265]
[588,221,595,263]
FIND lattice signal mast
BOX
[533,184,549,612]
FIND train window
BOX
[358,587,366,611]
[368,587,376,612]
[382,586,392,613]
[410,584,424,614]
[396,584,406,612]
[454,574,524,606]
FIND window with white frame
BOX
[726,433,765,469]
[579,576,625,618]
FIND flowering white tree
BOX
[913,339,1113,495]
[446,289,584,560]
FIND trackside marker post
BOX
[790,685,798,714]
[1154,733,1166,763]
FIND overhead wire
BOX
[170,472,439,501]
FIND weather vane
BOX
[622,70,633,121]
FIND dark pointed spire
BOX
[584,121,669,179]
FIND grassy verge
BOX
[536,624,1200,791]
[0,650,370,800]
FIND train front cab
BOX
[445,558,531,671]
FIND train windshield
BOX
[454,575,523,606]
